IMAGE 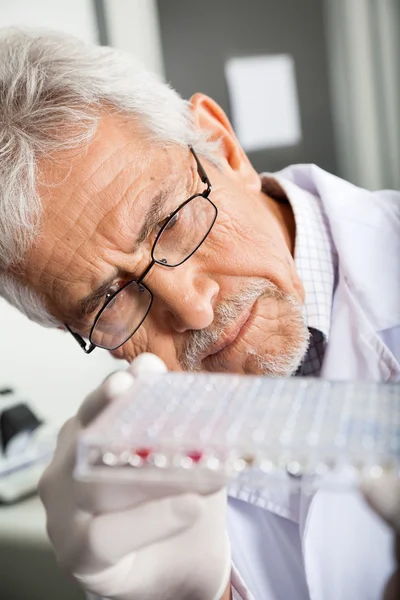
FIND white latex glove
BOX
[39,354,231,600]
[361,474,400,600]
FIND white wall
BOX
[0,0,122,425]
[0,300,121,426]
[0,0,98,42]
[104,0,165,76]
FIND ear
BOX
[189,93,260,191]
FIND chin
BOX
[244,344,308,376]
[202,309,310,377]
[202,343,308,376]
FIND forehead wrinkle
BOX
[41,138,135,228]
[78,139,135,190]
[61,230,118,312]
[44,161,136,270]
[61,149,161,257]
[60,159,138,235]
[38,205,115,315]
[77,145,142,214]
[106,174,151,235]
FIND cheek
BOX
[145,327,183,371]
[110,321,181,370]
[206,214,281,274]
[212,192,270,244]
[206,210,255,261]
[203,203,295,295]
[111,327,150,361]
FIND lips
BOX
[202,302,255,360]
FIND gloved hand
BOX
[39,354,231,600]
[361,474,400,600]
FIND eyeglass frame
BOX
[65,146,217,354]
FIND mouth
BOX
[202,301,256,361]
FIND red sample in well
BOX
[187,450,203,463]
[135,447,151,460]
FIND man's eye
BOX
[157,211,179,232]
[105,283,123,307]
[106,284,121,298]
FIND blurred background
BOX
[0,2,399,599]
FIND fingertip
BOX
[105,371,135,398]
[128,353,168,377]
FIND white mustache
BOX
[179,280,288,371]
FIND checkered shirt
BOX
[261,174,338,376]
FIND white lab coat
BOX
[279,163,400,382]
[227,164,400,600]
[89,165,400,600]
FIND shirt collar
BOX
[260,173,337,340]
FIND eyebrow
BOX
[135,187,172,248]
[73,188,172,321]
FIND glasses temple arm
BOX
[65,324,96,354]
[189,146,212,195]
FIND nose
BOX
[146,263,219,333]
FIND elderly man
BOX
[0,29,399,600]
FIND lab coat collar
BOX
[274,164,400,381]
[321,275,400,381]
[276,164,400,333]
[261,173,337,341]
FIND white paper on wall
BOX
[225,54,302,152]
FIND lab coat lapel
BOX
[321,275,400,381]
[299,482,395,600]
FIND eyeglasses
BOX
[66,147,217,354]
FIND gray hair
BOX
[0,28,218,326]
